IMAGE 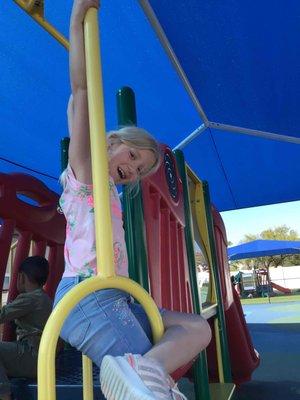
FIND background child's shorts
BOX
[54,277,159,367]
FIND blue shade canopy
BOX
[228,240,300,260]
[1,1,300,211]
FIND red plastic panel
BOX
[225,288,260,383]
[0,173,65,340]
[0,220,15,303]
[7,231,32,305]
[141,145,192,313]
[44,245,65,299]
[0,173,65,244]
[208,207,259,383]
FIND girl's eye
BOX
[130,151,135,159]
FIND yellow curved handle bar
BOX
[38,276,164,400]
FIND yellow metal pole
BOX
[84,8,114,278]
[214,317,225,383]
[13,0,69,49]
[194,182,215,303]
[83,7,114,398]
[82,355,94,400]
[31,16,69,49]
[190,172,225,383]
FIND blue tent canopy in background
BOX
[1,1,300,211]
[228,240,300,260]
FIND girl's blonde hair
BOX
[60,126,161,190]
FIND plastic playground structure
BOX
[0,2,261,400]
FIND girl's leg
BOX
[100,310,211,399]
[144,310,211,374]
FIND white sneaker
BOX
[166,375,188,400]
[100,354,187,400]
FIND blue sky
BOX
[221,200,300,246]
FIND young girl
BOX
[54,1,211,399]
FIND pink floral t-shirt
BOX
[60,165,128,278]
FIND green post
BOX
[203,181,232,382]
[117,87,149,291]
[60,137,70,172]
[117,87,137,127]
[175,150,211,400]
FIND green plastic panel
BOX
[117,87,149,291]
[175,149,211,400]
[60,137,70,172]
[210,383,235,400]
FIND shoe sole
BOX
[100,356,157,400]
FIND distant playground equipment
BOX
[270,281,292,294]
[232,269,292,298]
[255,269,273,298]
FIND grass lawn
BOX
[241,293,300,305]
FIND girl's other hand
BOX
[71,0,100,24]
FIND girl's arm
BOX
[68,0,99,184]
[67,94,74,136]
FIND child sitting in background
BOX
[0,256,53,400]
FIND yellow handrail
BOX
[84,8,114,278]
[38,277,164,400]
[82,355,93,400]
[37,7,164,400]
[13,0,69,49]
[187,166,225,383]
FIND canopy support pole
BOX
[209,122,300,144]
[173,124,207,150]
[139,0,209,125]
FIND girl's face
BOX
[108,143,156,185]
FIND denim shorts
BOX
[53,277,154,367]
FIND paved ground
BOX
[179,301,300,399]
[243,300,300,324]
[234,381,300,400]
[235,301,300,400]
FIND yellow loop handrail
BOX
[38,277,164,400]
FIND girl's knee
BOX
[162,310,211,347]
[200,318,212,347]
[191,315,211,339]
[181,315,211,353]
[180,314,212,348]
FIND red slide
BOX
[208,208,260,384]
[271,281,291,294]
